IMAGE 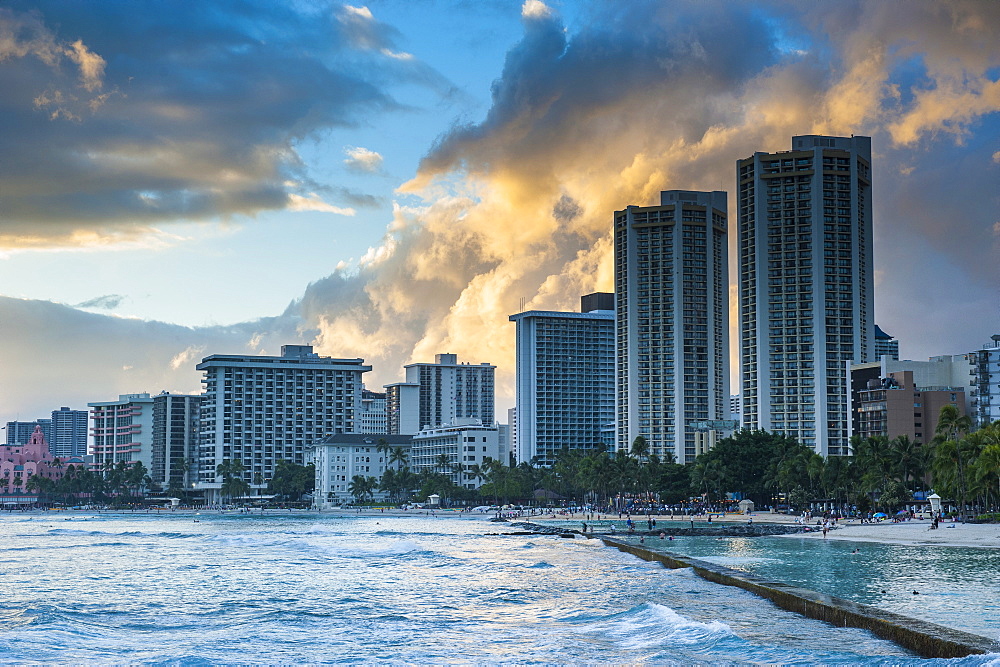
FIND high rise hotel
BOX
[738,135,874,456]
[615,190,729,463]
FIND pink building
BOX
[1,425,71,498]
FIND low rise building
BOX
[310,434,412,507]
[851,367,965,444]
[410,418,500,490]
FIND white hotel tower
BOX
[614,190,729,463]
[196,345,370,501]
[738,135,874,456]
[509,293,616,466]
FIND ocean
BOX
[1,511,997,665]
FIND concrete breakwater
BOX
[505,519,806,538]
[601,537,997,659]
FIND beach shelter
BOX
[738,499,755,514]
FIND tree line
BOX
[345,407,1000,519]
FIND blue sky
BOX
[1,0,998,424]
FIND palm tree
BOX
[217,459,249,503]
[889,436,919,489]
[931,404,974,518]
[348,475,375,504]
[375,439,392,467]
[389,447,409,471]
[630,435,650,464]
[434,453,452,476]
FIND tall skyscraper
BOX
[739,135,874,456]
[50,407,89,458]
[615,190,729,463]
[5,419,52,447]
[509,293,615,466]
[89,393,156,470]
[388,354,496,433]
[196,345,370,501]
[151,392,201,490]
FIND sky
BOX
[1,0,998,426]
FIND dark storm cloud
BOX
[0,1,434,244]
[419,2,778,178]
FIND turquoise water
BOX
[1,512,997,664]
[609,531,1000,640]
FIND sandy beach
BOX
[537,510,1000,550]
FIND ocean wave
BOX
[575,602,736,650]
[525,561,555,569]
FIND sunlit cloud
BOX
[343,146,384,172]
[287,193,356,216]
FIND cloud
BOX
[0,296,307,420]
[170,345,206,370]
[0,1,446,249]
[287,193,356,216]
[3,0,999,421]
[302,0,1000,393]
[76,294,125,310]
[343,146,384,173]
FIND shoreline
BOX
[8,507,1000,549]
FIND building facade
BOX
[967,335,1000,427]
[50,407,89,458]
[385,383,420,435]
[509,293,615,466]
[310,433,412,507]
[389,354,496,434]
[853,370,964,445]
[88,393,156,472]
[151,392,201,491]
[739,135,874,456]
[875,325,899,361]
[615,190,729,463]
[0,426,75,501]
[196,345,370,501]
[410,419,500,490]
[357,389,388,434]
[5,419,52,447]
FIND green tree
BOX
[25,474,56,506]
[389,446,409,471]
[348,475,376,504]
[931,404,974,518]
[216,459,250,503]
[268,459,315,501]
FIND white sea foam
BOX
[579,602,735,649]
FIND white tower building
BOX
[509,293,615,466]
[89,393,156,471]
[196,345,370,501]
[387,354,496,434]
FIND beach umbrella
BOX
[873,512,887,518]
